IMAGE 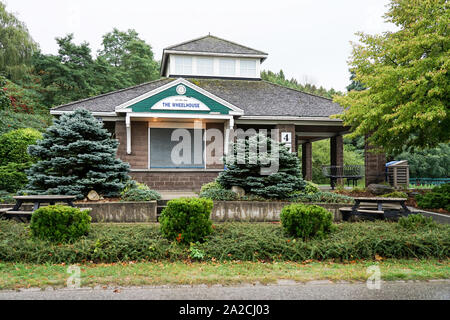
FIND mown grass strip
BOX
[0,259,448,290]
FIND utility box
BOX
[386,160,409,189]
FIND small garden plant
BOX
[159,198,214,244]
[121,180,161,201]
[30,205,92,243]
[280,203,334,240]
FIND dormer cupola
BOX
[160,35,268,80]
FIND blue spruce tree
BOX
[217,133,305,199]
[25,108,130,199]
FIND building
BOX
[50,35,357,191]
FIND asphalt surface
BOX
[0,280,449,300]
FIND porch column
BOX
[364,135,386,186]
[302,142,312,181]
[126,114,131,155]
[330,135,343,184]
[275,124,296,153]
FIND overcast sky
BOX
[4,0,395,92]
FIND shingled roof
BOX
[164,35,268,56]
[51,78,343,118]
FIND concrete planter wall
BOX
[0,201,158,223]
[210,201,344,222]
[1,201,344,223]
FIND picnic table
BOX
[0,195,77,222]
[340,197,412,221]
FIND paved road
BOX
[0,280,449,300]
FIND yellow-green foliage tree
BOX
[334,0,449,154]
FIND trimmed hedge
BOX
[159,198,214,244]
[0,221,448,264]
[30,205,92,243]
[0,128,42,166]
[280,204,334,239]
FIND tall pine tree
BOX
[25,109,129,199]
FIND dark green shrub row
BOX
[416,183,450,211]
[398,214,435,230]
[0,220,448,264]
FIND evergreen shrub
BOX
[416,183,450,211]
[217,133,306,199]
[30,205,91,243]
[280,204,334,239]
[25,109,130,199]
[159,198,213,244]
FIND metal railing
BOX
[322,165,364,189]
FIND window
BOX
[150,128,205,169]
[240,59,256,77]
[219,58,235,76]
[174,56,192,74]
[197,57,214,75]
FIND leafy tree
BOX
[25,109,130,199]
[334,0,450,154]
[395,143,450,178]
[98,28,160,86]
[32,34,99,107]
[0,2,38,81]
[217,133,306,199]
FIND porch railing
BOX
[322,165,364,189]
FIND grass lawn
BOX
[0,259,448,290]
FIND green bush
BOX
[200,181,223,193]
[30,205,92,243]
[280,204,334,239]
[398,214,435,230]
[0,221,448,263]
[0,162,30,192]
[120,181,160,201]
[217,133,306,199]
[381,191,408,198]
[303,181,320,194]
[416,183,450,211]
[199,188,238,201]
[293,191,354,204]
[0,128,42,166]
[159,198,213,244]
